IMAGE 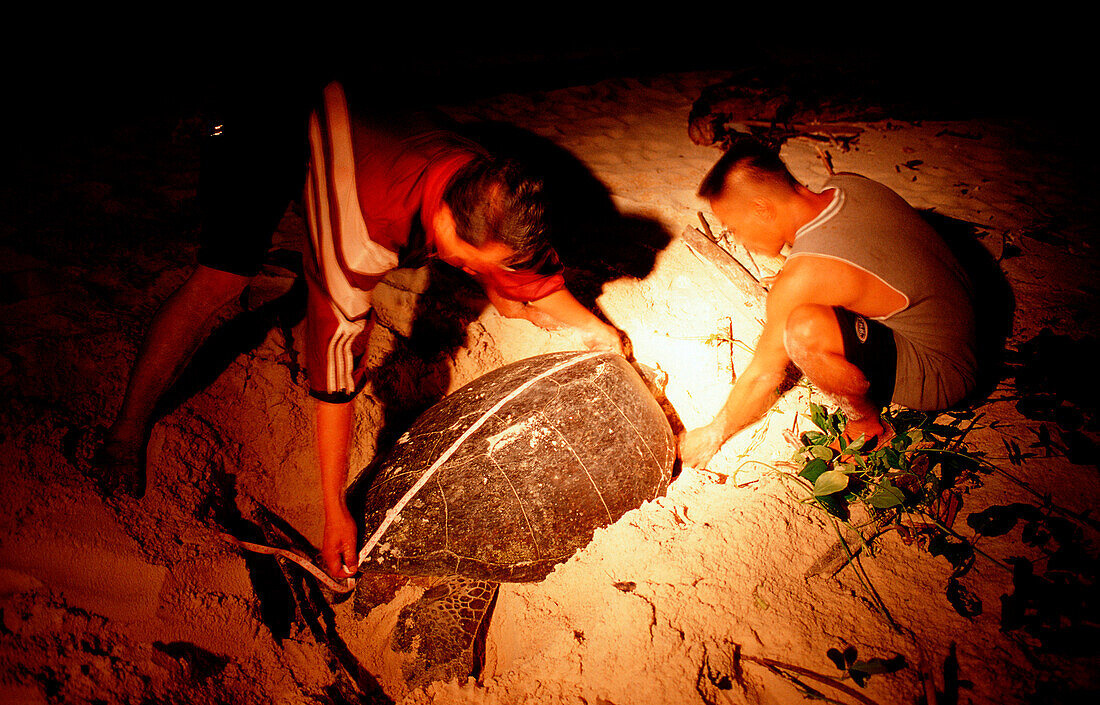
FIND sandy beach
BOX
[2,43,1098,705]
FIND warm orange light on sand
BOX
[5,61,1095,705]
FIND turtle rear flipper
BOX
[391,576,500,691]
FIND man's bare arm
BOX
[528,288,625,355]
[316,399,358,578]
[680,264,822,467]
[481,281,625,356]
[679,311,792,468]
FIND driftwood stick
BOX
[679,225,768,324]
[737,120,864,139]
[222,532,357,593]
[697,211,715,239]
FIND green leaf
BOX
[850,660,889,675]
[813,470,850,496]
[810,403,828,431]
[801,430,827,446]
[845,434,867,454]
[809,445,836,462]
[799,458,829,483]
[850,654,907,677]
[828,413,844,436]
[814,494,849,520]
[867,482,905,509]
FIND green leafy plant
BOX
[779,403,989,619]
[787,402,984,526]
[781,402,1098,643]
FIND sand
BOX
[2,64,1098,705]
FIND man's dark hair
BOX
[697,138,798,200]
[444,157,549,261]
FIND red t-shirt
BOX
[345,116,565,301]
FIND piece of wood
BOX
[815,146,835,176]
[679,225,769,324]
[736,120,864,140]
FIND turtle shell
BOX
[351,350,675,582]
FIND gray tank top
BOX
[788,174,977,409]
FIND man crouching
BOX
[680,140,977,468]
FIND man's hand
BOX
[322,505,359,579]
[521,289,628,357]
[679,422,727,469]
[580,321,627,357]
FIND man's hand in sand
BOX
[679,422,726,469]
[322,505,359,579]
[97,437,147,499]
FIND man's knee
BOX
[178,265,252,310]
[783,304,842,360]
[170,262,251,314]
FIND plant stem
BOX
[832,519,901,633]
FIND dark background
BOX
[10,10,1087,132]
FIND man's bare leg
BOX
[783,303,890,445]
[103,265,250,496]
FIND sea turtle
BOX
[347,349,676,687]
[352,349,674,579]
[238,349,676,691]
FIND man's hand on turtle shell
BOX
[581,322,628,358]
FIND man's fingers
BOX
[339,544,358,576]
[323,552,340,578]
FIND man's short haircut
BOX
[697,138,798,201]
[444,157,549,261]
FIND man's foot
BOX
[95,436,148,499]
[830,415,896,460]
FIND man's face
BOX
[712,195,783,257]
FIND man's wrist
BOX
[323,494,350,518]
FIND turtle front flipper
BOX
[390,576,500,691]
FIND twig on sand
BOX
[816,146,836,176]
[698,211,716,239]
